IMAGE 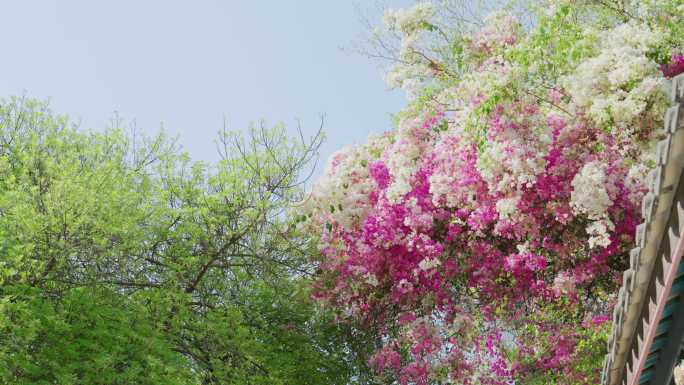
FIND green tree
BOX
[0,96,374,385]
[0,285,197,385]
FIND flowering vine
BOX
[303,1,684,383]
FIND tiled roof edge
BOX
[602,73,684,385]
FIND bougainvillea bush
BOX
[302,1,684,384]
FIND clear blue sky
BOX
[0,0,409,175]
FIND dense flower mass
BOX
[303,1,684,384]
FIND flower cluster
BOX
[305,1,684,383]
[382,2,437,98]
[470,11,520,55]
[662,54,684,77]
[562,22,665,129]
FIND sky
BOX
[0,0,410,177]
